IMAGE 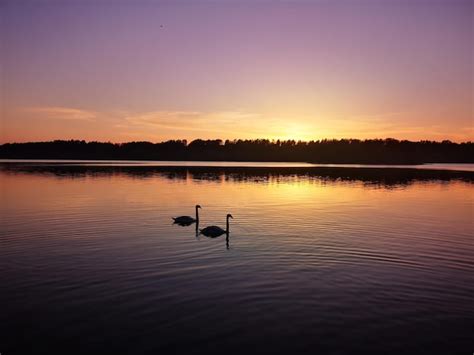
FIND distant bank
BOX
[0,139,472,164]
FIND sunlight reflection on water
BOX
[1,164,473,354]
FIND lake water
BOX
[1,162,473,354]
[1,159,474,171]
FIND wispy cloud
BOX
[341,111,410,120]
[122,110,262,134]
[23,107,97,121]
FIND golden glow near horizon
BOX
[2,106,472,143]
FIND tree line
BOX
[0,138,472,164]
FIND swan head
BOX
[196,205,202,209]
[227,214,233,219]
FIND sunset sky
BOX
[1,0,472,143]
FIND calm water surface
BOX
[1,159,474,171]
[1,163,473,354]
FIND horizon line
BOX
[1,137,473,145]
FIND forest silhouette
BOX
[0,138,472,164]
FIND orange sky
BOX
[1,0,472,143]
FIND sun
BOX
[268,123,316,142]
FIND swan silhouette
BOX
[200,214,233,238]
[172,205,201,226]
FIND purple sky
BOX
[1,0,472,142]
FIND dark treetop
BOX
[0,138,472,164]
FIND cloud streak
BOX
[122,110,263,135]
[24,107,97,122]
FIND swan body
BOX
[173,205,201,226]
[200,214,233,238]
[199,225,226,238]
[172,216,195,224]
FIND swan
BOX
[200,214,233,238]
[172,205,201,225]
